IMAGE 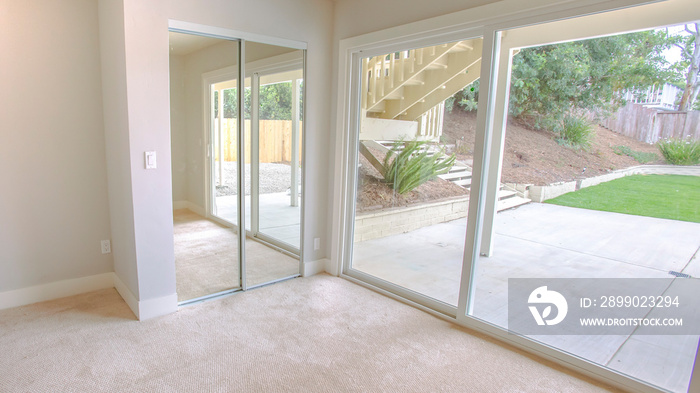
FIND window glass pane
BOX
[468,20,700,393]
[349,37,484,307]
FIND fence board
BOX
[216,119,303,163]
[600,103,700,144]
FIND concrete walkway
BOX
[352,203,700,393]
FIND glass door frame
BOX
[331,1,692,392]
[169,21,307,298]
[245,52,306,257]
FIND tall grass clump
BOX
[555,114,595,150]
[612,145,658,164]
[657,137,700,166]
[382,140,455,194]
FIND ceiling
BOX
[169,32,224,56]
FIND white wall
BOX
[169,54,187,204]
[0,0,113,292]
[98,0,140,302]
[182,40,238,211]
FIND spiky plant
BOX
[382,140,455,194]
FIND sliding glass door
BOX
[346,37,484,314]
[465,21,700,393]
[339,5,700,392]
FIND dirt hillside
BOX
[442,109,663,186]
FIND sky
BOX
[660,23,693,64]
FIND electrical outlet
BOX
[101,240,111,254]
[314,238,320,251]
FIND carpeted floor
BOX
[174,209,299,301]
[0,274,620,392]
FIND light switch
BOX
[145,151,157,169]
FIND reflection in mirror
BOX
[169,32,304,301]
[244,42,303,287]
[169,31,242,303]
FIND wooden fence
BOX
[600,103,700,143]
[215,119,302,163]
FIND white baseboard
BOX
[0,272,114,311]
[112,273,139,318]
[112,274,177,321]
[173,200,205,216]
[303,258,330,277]
[138,293,178,320]
[0,273,177,321]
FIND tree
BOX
[259,82,292,120]
[676,23,700,111]
[218,81,303,120]
[451,29,676,128]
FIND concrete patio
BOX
[352,203,700,393]
[214,192,301,248]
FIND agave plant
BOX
[381,140,455,194]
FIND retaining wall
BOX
[355,197,468,242]
[510,165,700,202]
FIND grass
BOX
[545,174,700,223]
[612,145,658,164]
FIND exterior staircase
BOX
[360,39,529,211]
[363,39,483,122]
[360,38,483,141]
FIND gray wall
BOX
[0,0,113,292]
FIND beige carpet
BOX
[174,209,299,301]
[0,275,620,392]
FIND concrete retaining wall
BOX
[515,165,700,202]
[355,197,468,242]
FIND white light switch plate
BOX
[145,151,157,169]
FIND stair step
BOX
[439,171,472,181]
[449,166,469,173]
[384,90,404,100]
[452,178,472,187]
[497,196,531,212]
[497,190,517,200]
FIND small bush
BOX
[555,115,595,150]
[612,145,658,164]
[382,140,455,194]
[657,137,700,166]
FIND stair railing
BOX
[417,101,445,141]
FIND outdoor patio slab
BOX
[353,219,466,306]
[493,203,699,273]
[352,202,700,393]
[605,277,700,392]
[215,192,301,248]
[607,335,699,393]
[681,246,700,278]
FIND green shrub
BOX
[612,145,658,164]
[382,140,455,194]
[555,115,595,149]
[657,137,700,165]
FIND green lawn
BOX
[545,174,700,223]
